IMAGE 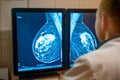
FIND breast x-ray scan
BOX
[12,8,65,74]
[69,9,98,67]
[32,13,62,63]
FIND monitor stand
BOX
[19,71,59,80]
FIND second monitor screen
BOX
[69,10,98,67]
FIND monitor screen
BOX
[12,8,66,76]
[68,9,99,67]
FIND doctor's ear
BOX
[101,15,110,31]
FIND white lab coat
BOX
[63,36,120,80]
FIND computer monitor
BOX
[12,8,66,78]
[68,9,99,67]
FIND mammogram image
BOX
[70,13,97,62]
[32,13,62,63]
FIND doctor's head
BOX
[95,0,120,42]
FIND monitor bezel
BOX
[67,9,97,68]
[12,8,67,76]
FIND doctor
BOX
[63,0,120,80]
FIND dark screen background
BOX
[84,13,99,43]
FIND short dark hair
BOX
[98,0,120,33]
